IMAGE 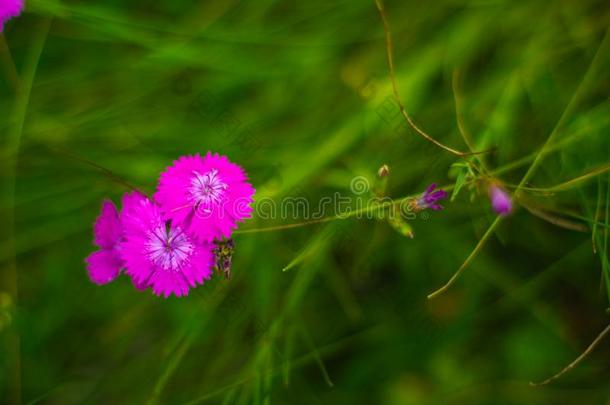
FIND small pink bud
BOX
[489,184,513,216]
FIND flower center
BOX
[189,169,228,213]
[145,225,193,271]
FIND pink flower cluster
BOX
[0,0,23,32]
[85,153,255,297]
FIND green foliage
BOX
[1,0,610,403]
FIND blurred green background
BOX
[2,0,610,403]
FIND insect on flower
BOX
[213,238,235,279]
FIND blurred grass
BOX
[2,0,610,403]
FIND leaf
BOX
[451,167,468,202]
[387,209,414,238]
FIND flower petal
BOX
[93,200,122,249]
[85,250,123,285]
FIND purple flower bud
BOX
[416,183,448,211]
[489,184,512,216]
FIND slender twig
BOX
[542,163,610,193]
[602,174,610,303]
[234,217,335,234]
[530,204,610,231]
[374,0,490,157]
[593,178,602,254]
[49,146,143,193]
[452,69,477,154]
[530,324,610,386]
[427,216,503,299]
[235,191,422,234]
[521,202,589,233]
[501,162,610,196]
[452,68,492,178]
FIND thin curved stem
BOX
[235,193,421,234]
[50,146,144,193]
[500,163,610,197]
[427,216,503,299]
[374,0,490,158]
[520,202,589,233]
[234,217,335,234]
[452,69,477,155]
[531,324,610,387]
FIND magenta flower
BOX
[415,183,447,211]
[155,153,255,242]
[0,0,23,32]
[85,200,124,285]
[120,191,214,298]
[489,184,512,216]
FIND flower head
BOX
[415,183,447,211]
[120,192,213,297]
[489,184,512,216]
[0,0,23,32]
[85,200,124,285]
[154,153,255,242]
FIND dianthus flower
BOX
[155,153,255,242]
[120,192,214,297]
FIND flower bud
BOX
[378,164,390,178]
[489,184,513,216]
